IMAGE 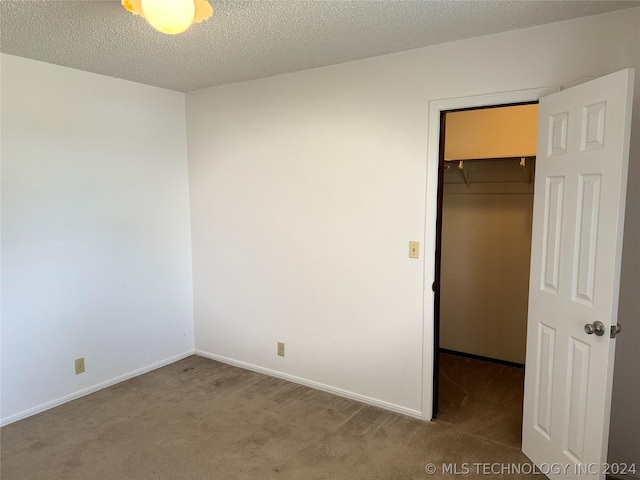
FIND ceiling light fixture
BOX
[122,0,213,35]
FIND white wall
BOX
[187,65,426,416]
[186,7,640,463]
[0,54,195,424]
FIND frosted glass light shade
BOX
[141,0,195,35]
[122,0,213,34]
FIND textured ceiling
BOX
[1,0,639,92]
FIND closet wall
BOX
[439,106,537,365]
[440,180,533,364]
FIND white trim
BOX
[421,86,559,421]
[0,350,195,426]
[195,349,423,420]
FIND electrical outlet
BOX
[277,342,285,357]
[409,241,420,259]
[75,357,85,375]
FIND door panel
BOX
[573,174,601,304]
[533,322,555,439]
[541,176,564,293]
[522,69,635,479]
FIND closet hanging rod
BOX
[443,155,536,163]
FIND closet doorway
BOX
[433,103,538,449]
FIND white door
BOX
[522,69,635,479]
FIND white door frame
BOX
[421,86,559,421]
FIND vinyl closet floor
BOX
[1,354,542,480]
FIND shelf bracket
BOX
[458,160,471,186]
[520,157,534,185]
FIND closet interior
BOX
[436,103,538,447]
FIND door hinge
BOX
[611,323,622,339]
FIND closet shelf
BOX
[444,156,535,186]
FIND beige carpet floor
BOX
[1,353,543,480]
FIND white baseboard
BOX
[0,350,195,427]
[195,349,423,420]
